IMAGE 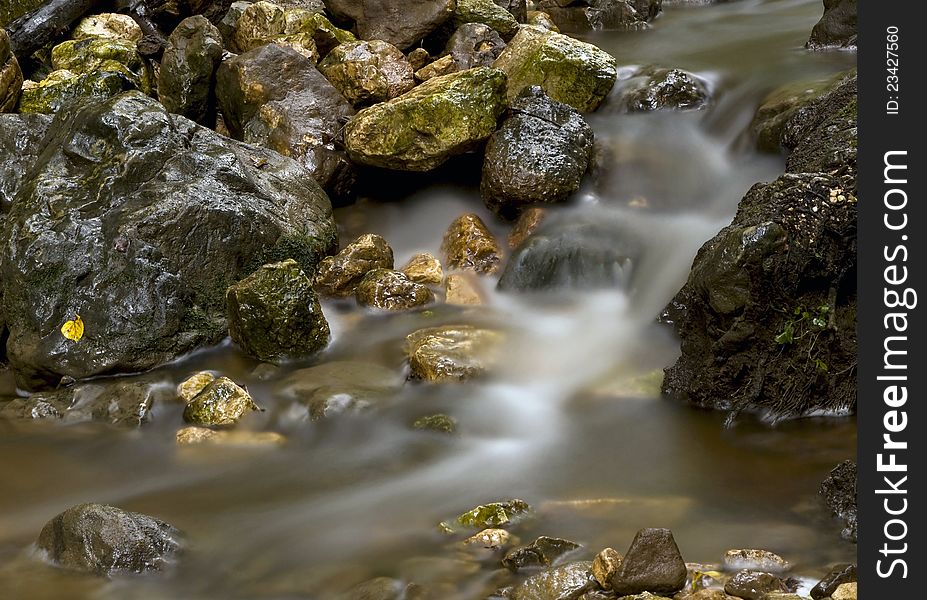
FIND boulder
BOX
[591,548,622,589]
[324,0,457,50]
[511,561,597,600]
[810,563,856,599]
[319,40,415,106]
[536,0,661,33]
[446,23,507,69]
[495,0,528,22]
[344,66,507,171]
[159,16,224,124]
[50,38,152,91]
[0,113,50,209]
[503,537,582,571]
[722,570,791,600]
[609,528,686,596]
[615,67,710,112]
[442,213,503,274]
[227,259,331,362]
[234,2,355,58]
[482,86,593,218]
[416,55,459,81]
[219,1,254,49]
[807,0,856,50]
[72,13,143,42]
[36,503,181,576]
[355,269,435,310]
[315,233,395,297]
[0,0,45,27]
[183,376,259,426]
[406,325,504,381]
[401,252,445,285]
[493,25,617,112]
[0,380,158,427]
[1,92,336,389]
[821,460,857,542]
[216,44,356,194]
[453,0,520,39]
[1,30,23,112]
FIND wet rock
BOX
[807,0,856,50]
[344,67,507,171]
[227,259,331,361]
[527,11,560,31]
[17,68,137,114]
[355,269,435,311]
[446,23,507,69]
[2,92,335,388]
[158,16,223,125]
[402,253,445,285]
[781,72,857,176]
[536,0,661,33]
[457,499,531,528]
[609,528,687,596]
[496,0,528,22]
[463,527,511,548]
[233,1,347,58]
[493,25,617,112]
[511,561,597,600]
[821,460,857,542]
[618,594,672,600]
[0,380,157,427]
[831,582,857,600]
[339,577,405,600]
[183,376,260,426]
[0,113,49,209]
[503,537,582,571]
[482,86,593,218]
[276,360,402,419]
[810,563,856,599]
[508,207,548,248]
[324,0,457,50]
[72,13,143,42]
[233,1,287,52]
[721,549,789,573]
[37,503,181,576]
[442,213,503,275]
[722,570,791,600]
[1,30,23,112]
[50,38,151,90]
[413,413,458,433]
[216,43,356,193]
[453,0,521,39]
[406,325,504,381]
[219,1,253,50]
[176,426,286,446]
[592,548,622,589]
[177,372,216,402]
[679,591,737,600]
[315,234,395,296]
[408,47,432,71]
[320,40,415,106]
[416,55,459,81]
[617,67,710,112]
[445,273,484,305]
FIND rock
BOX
[315,234,395,296]
[344,67,507,171]
[50,38,151,90]
[1,30,23,112]
[457,499,531,529]
[182,376,260,426]
[216,43,356,193]
[445,273,484,305]
[609,528,687,596]
[408,47,432,71]
[319,40,415,106]
[722,571,790,600]
[401,253,445,285]
[442,213,503,275]
[415,55,459,81]
[0,113,50,209]
[72,13,143,42]
[324,0,456,50]
[503,537,581,571]
[831,582,857,600]
[177,372,216,402]
[821,460,857,542]
[617,594,672,600]
[176,426,286,446]
[406,325,504,381]
[0,380,157,427]
[227,259,331,361]
[496,0,528,22]
[616,67,710,112]
[234,1,312,57]
[0,0,46,27]
[536,0,661,33]
[807,0,856,50]
[339,577,405,600]
[446,23,507,69]
[527,11,560,31]
[679,591,737,600]
[482,86,593,218]
[275,360,402,420]
[721,549,789,573]
[810,564,856,599]
[511,561,597,600]
[355,269,436,311]
[219,1,253,50]
[413,413,458,433]
[36,504,181,576]
[592,548,622,589]
[508,207,547,248]
[17,68,136,114]
[781,73,857,176]
[2,93,335,389]
[493,25,617,112]
[453,0,520,39]
[158,16,223,125]
[463,528,511,548]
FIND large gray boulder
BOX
[324,0,457,50]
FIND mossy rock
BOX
[412,413,457,433]
[1,30,23,113]
[454,0,521,39]
[0,0,46,27]
[457,499,531,528]
[51,38,152,93]
[17,66,140,114]
[183,376,260,426]
[355,268,435,311]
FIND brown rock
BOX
[722,570,790,600]
[401,252,444,285]
[315,234,395,296]
[324,0,457,50]
[592,547,622,589]
[319,40,415,106]
[442,213,503,274]
[355,269,435,311]
[415,54,458,82]
[177,371,216,402]
[609,528,687,596]
[406,325,503,382]
[444,273,484,305]
[508,206,547,248]
[0,30,23,113]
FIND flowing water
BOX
[0,1,857,598]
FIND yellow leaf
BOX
[61,315,84,341]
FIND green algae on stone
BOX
[183,376,260,426]
[315,233,394,297]
[234,1,354,57]
[17,66,139,114]
[412,413,458,433]
[319,40,415,106]
[454,0,521,39]
[344,66,508,171]
[0,0,45,27]
[51,38,151,92]
[493,25,617,112]
[456,499,531,528]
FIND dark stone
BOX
[608,528,687,596]
[0,113,51,211]
[482,86,593,218]
[821,460,857,542]
[1,29,23,112]
[495,0,528,22]
[536,0,661,33]
[723,570,791,600]
[324,0,457,50]
[807,0,856,50]
[616,67,710,112]
[0,380,159,427]
[810,563,856,599]
[781,73,857,177]
[446,23,507,69]
[158,15,224,124]
[503,537,582,572]
[216,43,356,196]
[1,92,336,389]
[36,503,182,576]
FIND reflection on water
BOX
[0,1,856,598]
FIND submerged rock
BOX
[493,25,617,112]
[722,570,792,600]
[158,16,224,124]
[446,23,507,69]
[406,325,504,381]
[536,0,661,33]
[457,499,531,528]
[319,40,415,106]
[810,563,856,599]
[444,273,484,305]
[453,0,521,39]
[807,0,856,50]
[355,269,435,311]
[721,549,789,573]
[275,360,403,420]
[315,234,395,297]
[37,503,181,576]
[1,92,336,389]
[503,537,582,571]
[183,376,259,426]
[463,527,511,549]
[0,380,157,427]
[510,561,597,600]
[401,253,445,285]
[1,30,22,112]
[482,86,594,218]
[324,0,456,50]
[177,372,216,402]
[821,460,857,542]
[616,67,710,112]
[176,426,286,447]
[442,213,503,275]
[609,528,686,596]
[227,259,331,362]
[344,67,507,171]
[412,413,458,433]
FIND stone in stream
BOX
[182,376,260,426]
[412,413,458,434]
[355,269,436,311]
[608,528,687,596]
[344,67,507,172]
[722,570,792,600]
[456,499,531,528]
[591,547,622,589]
[36,503,182,576]
[781,72,857,175]
[810,563,856,599]
[324,0,456,50]
[401,253,445,285]
[275,360,403,420]
[831,582,857,600]
[444,273,484,305]
[1,92,336,389]
[216,44,356,195]
[820,460,857,542]
[1,29,23,112]
[315,234,395,297]
[445,23,507,70]
[0,380,159,427]
[441,213,503,275]
[807,0,856,50]
[0,113,50,209]
[535,0,662,33]
[721,549,789,573]
[482,86,594,218]
[616,67,710,112]
[493,25,617,112]
[452,0,521,39]
[680,591,738,600]
[319,40,415,106]
[463,527,511,549]
[158,16,224,125]
[510,561,598,600]
[495,0,528,23]
[406,325,504,382]
[177,372,217,402]
[338,576,406,600]
[503,536,582,571]
[508,207,548,248]
[72,13,143,42]
[176,426,286,447]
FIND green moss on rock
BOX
[454,0,521,39]
[183,376,259,426]
[457,499,531,528]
